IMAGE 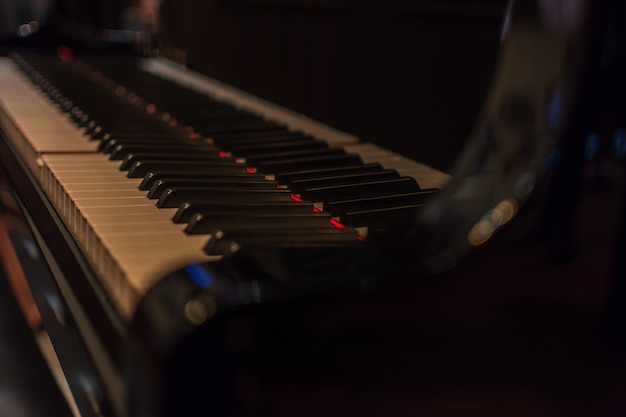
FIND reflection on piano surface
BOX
[0,0,619,416]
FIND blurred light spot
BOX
[185,264,214,289]
[500,0,513,42]
[613,128,626,158]
[128,93,140,104]
[57,45,74,62]
[229,241,240,254]
[251,281,262,302]
[514,171,536,199]
[468,199,518,247]
[184,294,216,325]
[585,133,598,159]
[468,216,496,246]
[548,89,564,129]
[17,21,38,37]
[493,198,518,226]
[17,24,30,37]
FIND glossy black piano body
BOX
[0,0,622,416]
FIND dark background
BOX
[45,0,507,171]
[158,0,506,172]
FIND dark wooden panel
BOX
[160,0,506,170]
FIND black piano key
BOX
[194,118,281,135]
[127,162,249,178]
[183,115,264,127]
[138,171,267,191]
[204,228,360,255]
[147,178,276,199]
[299,177,421,202]
[118,153,233,171]
[70,109,90,126]
[172,201,315,223]
[181,114,261,126]
[185,213,333,234]
[109,144,220,160]
[257,154,363,174]
[288,170,400,193]
[221,134,317,147]
[245,148,345,166]
[150,94,225,107]
[208,129,294,143]
[339,204,424,227]
[171,108,252,121]
[322,189,439,215]
[275,163,384,185]
[162,103,233,114]
[95,132,193,145]
[156,188,293,208]
[99,136,198,152]
[92,127,186,141]
[225,139,327,156]
[213,134,311,148]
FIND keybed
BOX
[0,54,449,319]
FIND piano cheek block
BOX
[129,266,238,416]
[125,265,269,416]
[128,245,380,416]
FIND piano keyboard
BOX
[0,52,449,320]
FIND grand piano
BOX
[0,0,619,416]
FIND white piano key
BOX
[89,219,189,236]
[51,166,127,174]
[89,222,186,234]
[38,153,109,163]
[56,175,142,184]
[72,196,151,207]
[41,153,213,318]
[78,206,174,217]
[70,190,150,199]
[0,60,98,158]
[87,212,176,223]
[62,183,144,192]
